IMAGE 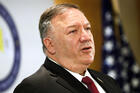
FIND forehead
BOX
[51,8,90,26]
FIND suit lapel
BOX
[44,57,90,93]
[88,69,114,93]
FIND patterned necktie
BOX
[82,76,99,93]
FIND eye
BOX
[85,27,91,31]
[68,30,77,34]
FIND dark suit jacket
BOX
[14,57,122,93]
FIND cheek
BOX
[90,33,94,40]
[56,37,70,51]
[65,38,78,52]
[53,36,64,51]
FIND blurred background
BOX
[0,0,140,93]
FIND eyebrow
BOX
[67,22,91,28]
[67,25,77,28]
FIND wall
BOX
[0,0,53,93]
[119,0,140,65]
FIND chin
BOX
[86,59,93,64]
[81,57,94,65]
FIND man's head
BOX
[39,4,79,51]
[39,4,95,74]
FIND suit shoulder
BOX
[23,65,51,82]
[14,65,55,93]
[88,69,118,86]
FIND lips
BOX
[82,46,92,50]
[81,46,92,52]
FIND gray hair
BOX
[39,3,80,52]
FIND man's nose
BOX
[80,28,91,42]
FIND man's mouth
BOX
[82,46,91,50]
[81,46,92,52]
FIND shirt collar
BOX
[66,68,92,82]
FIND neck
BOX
[64,63,89,75]
[47,55,90,75]
[79,70,86,76]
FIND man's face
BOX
[51,8,95,67]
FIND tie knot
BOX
[82,76,93,85]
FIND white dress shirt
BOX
[48,57,106,93]
[66,69,106,93]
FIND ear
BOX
[43,37,56,55]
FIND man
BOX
[14,3,122,93]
